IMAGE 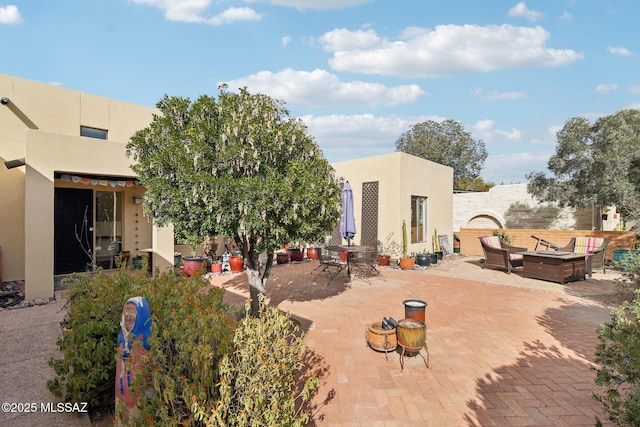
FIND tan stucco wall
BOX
[332,152,454,255]
[0,74,176,300]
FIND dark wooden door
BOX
[54,188,94,274]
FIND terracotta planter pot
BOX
[183,256,207,276]
[288,248,304,262]
[365,322,397,352]
[306,247,320,260]
[276,252,289,264]
[399,257,415,270]
[378,255,390,266]
[229,255,244,272]
[210,262,222,274]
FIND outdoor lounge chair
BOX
[556,236,611,274]
[479,236,528,274]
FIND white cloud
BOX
[299,113,444,162]
[0,5,22,24]
[607,46,633,56]
[246,0,372,11]
[629,86,640,94]
[471,119,523,144]
[281,35,292,47]
[507,2,543,22]
[475,88,528,101]
[132,0,261,25]
[321,25,583,77]
[482,152,552,184]
[222,68,425,107]
[596,84,618,94]
[559,11,573,21]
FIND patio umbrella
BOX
[340,181,356,245]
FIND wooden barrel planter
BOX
[365,322,397,359]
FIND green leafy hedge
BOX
[48,265,317,425]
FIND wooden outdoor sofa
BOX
[556,236,611,274]
[479,236,528,274]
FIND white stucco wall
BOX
[453,183,612,231]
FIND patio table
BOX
[325,245,378,281]
[518,251,587,284]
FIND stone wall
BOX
[453,183,620,231]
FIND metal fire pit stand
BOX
[398,324,429,370]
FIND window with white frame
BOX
[411,195,428,243]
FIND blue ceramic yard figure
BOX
[115,296,152,424]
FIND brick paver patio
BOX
[213,256,618,426]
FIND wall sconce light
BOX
[1,97,9,106]
[133,195,143,205]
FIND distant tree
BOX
[127,87,342,316]
[395,119,489,190]
[454,177,495,192]
[527,109,640,219]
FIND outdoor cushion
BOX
[481,236,502,248]
[509,254,524,261]
[573,237,604,254]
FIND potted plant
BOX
[433,229,443,260]
[287,243,304,262]
[210,259,222,274]
[305,241,323,260]
[377,233,400,266]
[415,250,431,267]
[399,220,415,270]
[182,235,208,276]
[276,251,289,264]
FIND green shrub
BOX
[47,268,137,412]
[594,252,640,426]
[48,268,318,426]
[193,296,319,426]
[127,273,238,425]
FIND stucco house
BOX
[332,153,453,256]
[1,74,454,301]
[0,74,177,301]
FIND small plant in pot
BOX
[415,250,431,267]
[182,235,208,276]
[399,220,416,270]
[433,229,443,260]
[377,232,401,266]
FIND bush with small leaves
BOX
[193,296,319,426]
[594,252,640,426]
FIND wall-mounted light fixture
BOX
[1,97,9,106]
[4,158,25,169]
[133,195,143,205]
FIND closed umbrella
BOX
[340,181,356,244]
[340,181,356,279]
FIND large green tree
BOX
[527,109,640,219]
[395,119,490,190]
[127,86,342,316]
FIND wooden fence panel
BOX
[458,228,637,260]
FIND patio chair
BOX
[350,244,385,282]
[478,236,527,274]
[556,236,611,274]
[313,247,346,284]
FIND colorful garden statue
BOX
[115,296,152,423]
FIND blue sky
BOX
[1,1,638,184]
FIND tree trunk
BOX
[246,251,273,317]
